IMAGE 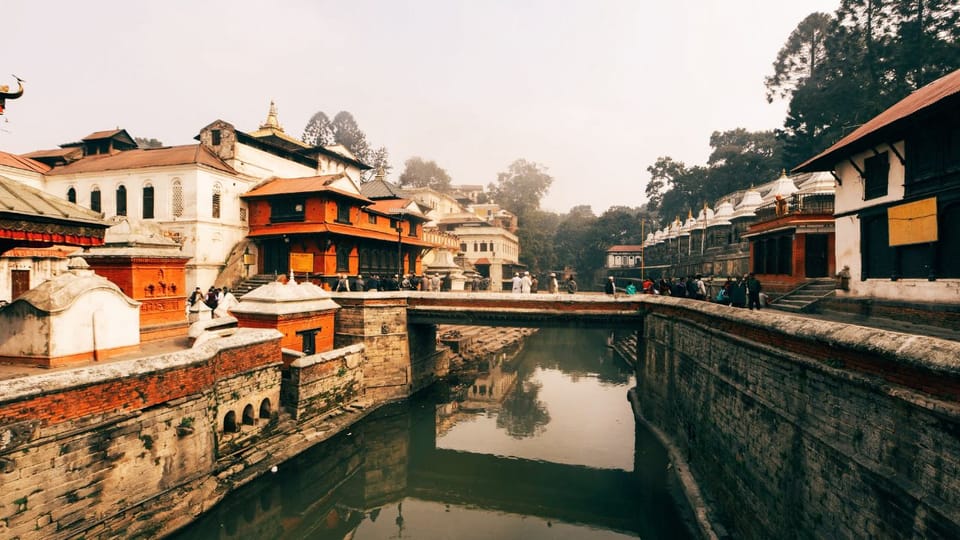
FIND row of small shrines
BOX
[609,68,960,305]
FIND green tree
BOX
[516,209,560,274]
[771,1,960,167]
[301,111,335,146]
[553,205,597,275]
[765,12,833,103]
[644,156,687,213]
[488,159,553,219]
[331,111,371,163]
[398,157,453,191]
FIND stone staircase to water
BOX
[769,278,837,313]
[233,274,279,298]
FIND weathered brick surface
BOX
[0,329,283,540]
[635,307,960,539]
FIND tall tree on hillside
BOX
[302,111,335,146]
[301,109,378,167]
[487,159,553,219]
[645,156,687,213]
[764,12,833,103]
[331,111,371,164]
[770,1,960,166]
[516,209,560,274]
[553,205,597,274]
[706,129,784,198]
[398,157,453,191]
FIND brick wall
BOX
[634,299,960,538]
[0,329,283,539]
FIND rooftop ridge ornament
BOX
[0,75,24,116]
[260,100,282,131]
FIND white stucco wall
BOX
[232,144,316,180]
[0,165,44,189]
[0,288,139,358]
[833,140,960,303]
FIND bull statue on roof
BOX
[0,75,24,115]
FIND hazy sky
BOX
[4,0,838,214]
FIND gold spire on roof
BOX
[260,100,282,131]
[375,165,386,182]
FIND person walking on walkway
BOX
[521,272,532,294]
[731,275,747,308]
[566,276,578,294]
[605,276,617,297]
[512,272,522,294]
[548,273,559,294]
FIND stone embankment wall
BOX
[283,344,364,420]
[0,329,283,539]
[628,298,960,539]
[334,295,413,401]
[0,327,381,539]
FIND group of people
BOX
[334,273,443,292]
[607,273,764,310]
[188,285,238,317]
[512,272,578,294]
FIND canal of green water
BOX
[170,328,693,539]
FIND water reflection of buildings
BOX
[172,331,686,540]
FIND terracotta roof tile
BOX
[0,151,51,173]
[46,145,235,176]
[794,68,960,172]
[82,129,124,141]
[606,245,645,252]
[242,174,370,201]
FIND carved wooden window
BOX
[116,185,127,216]
[212,182,222,219]
[172,179,183,217]
[142,184,155,219]
[67,187,76,204]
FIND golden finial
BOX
[260,100,282,131]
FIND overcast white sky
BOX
[3,0,838,214]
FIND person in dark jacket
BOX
[730,275,747,308]
[747,273,762,310]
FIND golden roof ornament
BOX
[0,75,25,116]
[260,100,283,131]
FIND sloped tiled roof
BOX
[0,151,51,173]
[242,173,370,202]
[0,174,106,225]
[360,177,407,199]
[45,144,235,176]
[21,147,79,160]
[794,68,960,172]
[367,198,429,220]
[606,245,645,253]
[82,129,126,141]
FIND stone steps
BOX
[769,279,836,314]
[234,274,278,298]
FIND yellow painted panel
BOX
[888,197,938,246]
[289,252,314,272]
